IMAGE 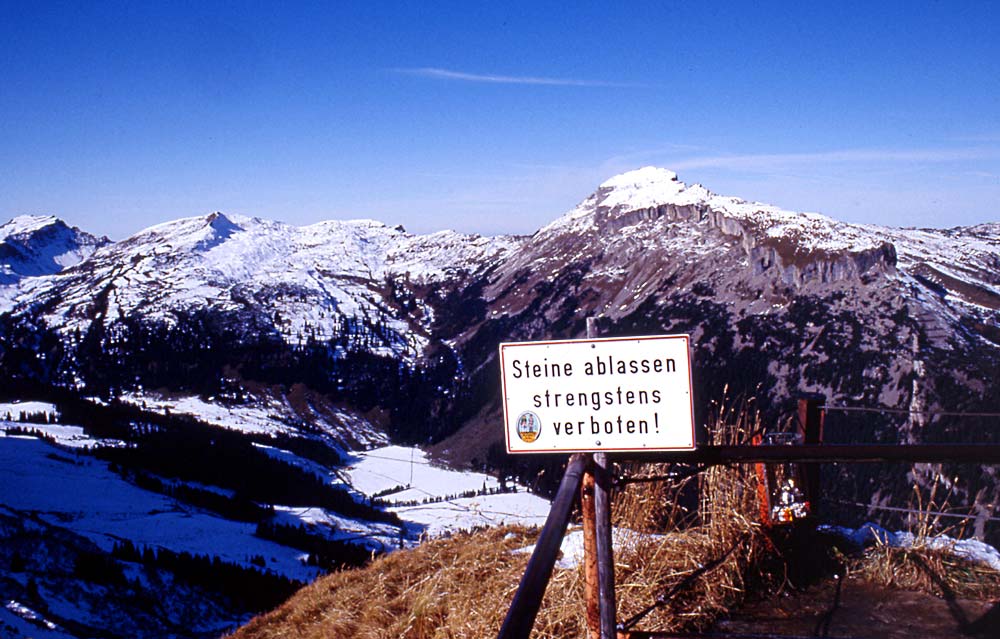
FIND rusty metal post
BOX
[594,451,617,638]
[582,316,617,639]
[583,455,618,639]
[797,396,825,516]
[581,464,600,639]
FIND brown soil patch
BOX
[713,575,1000,638]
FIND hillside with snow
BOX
[0,399,549,638]
[0,215,107,309]
[7,213,518,358]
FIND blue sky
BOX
[2,1,998,239]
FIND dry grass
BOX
[229,395,999,639]
[610,394,770,633]
[228,519,772,639]
[851,471,1000,601]
[229,525,543,639]
[852,544,1000,601]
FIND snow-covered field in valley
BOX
[333,445,550,538]
[0,433,321,582]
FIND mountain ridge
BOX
[2,169,999,518]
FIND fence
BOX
[496,397,1000,639]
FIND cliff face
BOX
[597,200,899,287]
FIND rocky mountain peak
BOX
[520,168,903,299]
[1,214,63,239]
[0,215,108,286]
[205,211,240,232]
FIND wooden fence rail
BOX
[613,443,1000,465]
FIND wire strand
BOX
[824,498,1000,523]
[822,405,1000,418]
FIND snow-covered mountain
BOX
[427,167,1000,534]
[0,215,107,307]
[448,166,1000,402]
[485,166,999,325]
[6,212,518,358]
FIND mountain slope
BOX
[0,216,107,309]
[0,214,520,443]
[11,213,519,358]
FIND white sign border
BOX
[499,334,696,454]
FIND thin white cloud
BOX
[666,147,1000,172]
[950,134,1000,143]
[392,67,639,88]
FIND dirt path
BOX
[712,576,1000,638]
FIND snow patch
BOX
[823,522,1000,572]
[0,401,59,420]
[0,436,322,581]
[515,527,666,570]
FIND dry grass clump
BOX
[611,396,770,633]
[850,469,1000,602]
[227,524,601,639]
[849,473,1000,601]
[853,544,1000,601]
[230,397,776,638]
[228,526,552,639]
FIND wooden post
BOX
[581,464,600,638]
[594,450,617,638]
[796,396,825,516]
[582,317,600,639]
[582,317,617,639]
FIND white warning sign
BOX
[499,335,696,454]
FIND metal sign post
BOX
[587,318,616,639]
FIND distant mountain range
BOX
[3,167,999,523]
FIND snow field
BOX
[0,436,321,582]
[2,600,75,639]
[121,392,388,449]
[0,401,60,420]
[343,445,551,537]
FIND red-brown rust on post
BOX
[582,466,600,639]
